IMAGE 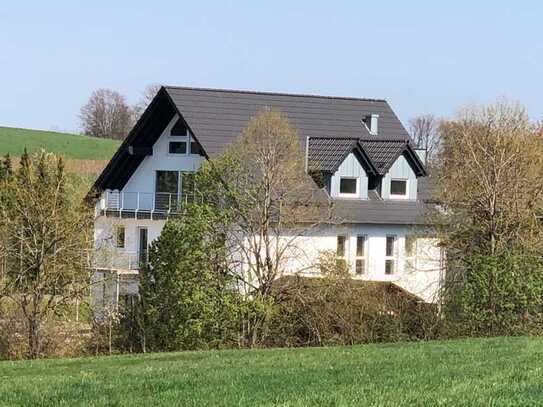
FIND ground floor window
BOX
[404,235,417,273]
[355,235,366,274]
[115,225,125,248]
[385,235,397,274]
[336,235,347,269]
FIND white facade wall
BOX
[122,114,204,195]
[279,224,442,303]
[330,153,369,199]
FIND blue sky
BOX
[1,1,542,133]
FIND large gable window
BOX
[390,179,408,198]
[339,177,358,196]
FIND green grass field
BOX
[0,126,120,160]
[1,337,542,406]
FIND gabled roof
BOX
[307,137,377,175]
[164,86,411,157]
[93,86,420,192]
[360,138,427,177]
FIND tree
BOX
[409,114,441,164]
[133,84,161,120]
[197,109,332,345]
[200,109,332,297]
[0,151,94,358]
[79,89,134,139]
[136,204,241,352]
[436,100,543,334]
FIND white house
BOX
[91,86,443,308]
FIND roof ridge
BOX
[360,138,409,143]
[164,85,387,103]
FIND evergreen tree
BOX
[136,204,241,351]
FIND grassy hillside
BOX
[0,126,120,160]
[1,337,542,406]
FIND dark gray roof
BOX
[165,86,411,157]
[307,137,359,172]
[333,198,429,225]
[360,139,407,174]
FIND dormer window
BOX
[339,177,358,197]
[390,179,408,199]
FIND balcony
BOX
[93,250,143,272]
[97,190,203,219]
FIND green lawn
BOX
[0,126,120,160]
[1,337,542,406]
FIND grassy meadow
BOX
[1,337,542,406]
[0,126,119,177]
[0,126,120,160]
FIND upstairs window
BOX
[169,141,187,154]
[390,179,408,198]
[339,177,358,196]
[170,118,188,137]
[190,140,204,156]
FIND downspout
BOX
[305,136,309,173]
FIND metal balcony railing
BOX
[101,191,203,213]
[92,250,147,271]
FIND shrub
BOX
[443,250,543,337]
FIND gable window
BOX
[339,177,358,196]
[171,118,188,137]
[404,235,417,273]
[355,235,366,274]
[115,226,125,249]
[190,140,204,156]
[385,235,397,275]
[390,179,408,198]
[169,141,187,154]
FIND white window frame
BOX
[385,235,397,275]
[355,234,367,275]
[404,235,417,273]
[338,176,359,197]
[114,225,125,249]
[389,178,409,200]
[167,139,189,156]
[336,235,348,270]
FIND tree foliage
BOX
[436,100,543,335]
[136,204,242,351]
[0,151,93,358]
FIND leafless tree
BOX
[409,114,441,163]
[198,110,333,344]
[133,84,161,120]
[436,99,543,257]
[79,89,134,140]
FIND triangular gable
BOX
[92,87,207,193]
[360,139,426,177]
